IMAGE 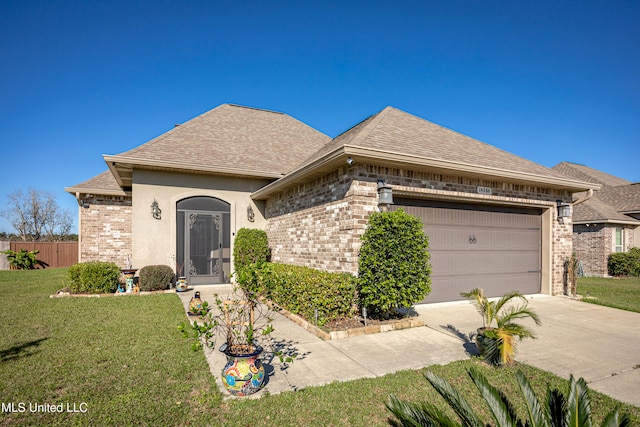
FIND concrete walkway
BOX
[178,287,640,407]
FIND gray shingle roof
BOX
[552,162,631,187]
[65,170,126,195]
[552,162,640,222]
[300,106,581,181]
[253,106,596,199]
[573,196,638,223]
[106,104,331,185]
[598,184,640,213]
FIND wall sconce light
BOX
[151,199,161,220]
[247,205,255,222]
[377,180,394,210]
[556,200,570,220]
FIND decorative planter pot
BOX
[120,269,138,293]
[475,327,501,365]
[219,343,265,396]
[176,276,188,292]
[188,291,203,315]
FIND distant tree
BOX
[0,188,74,241]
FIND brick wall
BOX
[79,195,132,267]
[574,224,638,277]
[573,224,608,276]
[266,167,378,274]
[265,163,573,295]
[553,216,574,294]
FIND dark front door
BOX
[177,197,230,285]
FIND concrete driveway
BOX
[181,288,640,407]
[419,295,640,407]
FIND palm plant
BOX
[461,288,541,365]
[386,367,631,427]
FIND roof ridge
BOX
[345,106,394,148]
[225,103,285,115]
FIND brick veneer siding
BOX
[266,167,378,274]
[573,224,608,276]
[574,224,637,276]
[554,216,574,294]
[79,195,132,267]
[265,163,573,295]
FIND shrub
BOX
[68,261,121,294]
[233,228,270,273]
[249,262,358,327]
[2,249,41,270]
[608,247,640,277]
[387,367,630,427]
[139,265,174,291]
[358,209,432,318]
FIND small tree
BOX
[565,252,582,296]
[0,188,73,241]
[358,208,431,318]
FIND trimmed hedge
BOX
[608,247,640,277]
[233,228,270,272]
[68,261,121,294]
[250,262,358,327]
[358,209,432,318]
[139,265,174,291]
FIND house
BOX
[552,162,640,276]
[66,104,596,302]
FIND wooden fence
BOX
[7,241,78,269]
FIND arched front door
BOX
[176,197,230,284]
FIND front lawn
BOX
[578,276,640,313]
[1,269,638,426]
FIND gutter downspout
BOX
[573,189,594,206]
[75,192,83,263]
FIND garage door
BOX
[392,199,541,303]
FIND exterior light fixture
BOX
[247,205,255,222]
[151,199,161,220]
[377,180,393,210]
[556,200,570,220]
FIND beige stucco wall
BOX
[131,169,271,275]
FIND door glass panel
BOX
[177,197,230,284]
[188,213,219,277]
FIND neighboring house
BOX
[552,162,640,276]
[66,103,595,302]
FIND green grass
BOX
[579,276,640,313]
[1,269,639,426]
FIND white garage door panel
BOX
[393,201,542,303]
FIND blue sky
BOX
[1,0,639,233]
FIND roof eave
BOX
[252,145,600,200]
[103,155,284,186]
[573,219,640,226]
[344,146,599,192]
[64,186,130,197]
